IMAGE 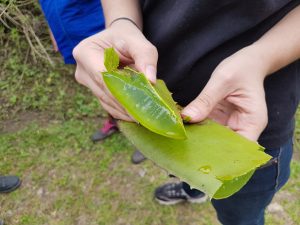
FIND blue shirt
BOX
[40,0,105,64]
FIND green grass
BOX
[0,51,102,121]
[0,120,218,225]
[0,118,299,225]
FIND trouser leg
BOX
[211,139,293,225]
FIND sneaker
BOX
[154,182,207,205]
[131,150,147,164]
[91,118,118,142]
[0,176,21,193]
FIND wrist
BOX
[107,17,142,31]
[108,18,143,37]
[109,17,142,30]
[245,43,275,78]
[248,42,282,77]
[101,0,143,29]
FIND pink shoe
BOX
[91,118,118,142]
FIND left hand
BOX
[181,45,269,141]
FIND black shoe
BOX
[131,150,147,164]
[154,182,207,205]
[0,176,21,193]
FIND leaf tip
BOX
[104,47,120,72]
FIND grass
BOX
[1,1,300,224]
[0,117,300,225]
[0,49,101,121]
[0,120,218,225]
[0,0,102,122]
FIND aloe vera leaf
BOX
[152,79,182,123]
[118,79,271,198]
[104,47,119,71]
[119,120,271,199]
[102,48,186,139]
[102,47,271,198]
[213,170,254,199]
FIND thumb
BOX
[116,39,158,83]
[181,78,228,122]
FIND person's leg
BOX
[212,139,293,225]
[0,175,21,193]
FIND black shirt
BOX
[141,0,300,149]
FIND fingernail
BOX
[145,65,156,83]
[181,114,192,123]
[181,106,199,119]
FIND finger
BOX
[181,76,230,122]
[208,109,230,125]
[89,80,134,121]
[232,117,265,141]
[85,75,128,115]
[236,129,260,142]
[114,39,158,83]
[97,79,125,111]
[73,38,106,75]
[74,63,88,86]
[101,101,133,122]
[89,71,126,111]
[76,64,128,116]
[227,102,267,142]
[73,41,125,110]
[208,101,235,125]
[88,76,137,122]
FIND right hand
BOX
[73,20,158,121]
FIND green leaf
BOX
[119,119,271,199]
[102,47,271,199]
[153,79,182,123]
[104,47,119,72]
[102,49,186,139]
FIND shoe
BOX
[91,118,118,142]
[154,182,207,205]
[131,150,147,164]
[0,176,21,193]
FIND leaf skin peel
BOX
[102,48,186,139]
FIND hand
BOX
[182,45,269,141]
[49,29,58,52]
[72,20,158,121]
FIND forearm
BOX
[101,0,142,29]
[252,5,300,75]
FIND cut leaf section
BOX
[119,120,271,199]
[104,47,119,71]
[102,48,186,139]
